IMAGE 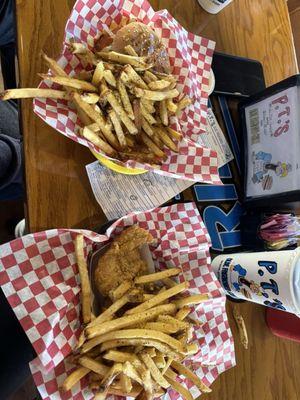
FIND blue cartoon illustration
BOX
[252,151,292,190]
[230,262,269,299]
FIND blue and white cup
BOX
[211,249,300,315]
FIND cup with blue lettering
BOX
[211,249,300,315]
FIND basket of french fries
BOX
[0,203,235,400]
[0,0,220,182]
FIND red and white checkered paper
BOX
[33,0,220,183]
[0,203,235,399]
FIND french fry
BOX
[81,92,100,104]
[166,98,178,114]
[76,331,86,350]
[140,369,153,400]
[41,51,68,77]
[176,306,191,321]
[86,122,101,132]
[108,108,127,148]
[124,65,148,89]
[125,134,135,147]
[148,80,171,90]
[76,70,93,81]
[39,73,97,92]
[100,339,181,359]
[158,315,189,331]
[105,89,138,135]
[166,126,182,141]
[117,79,134,120]
[100,363,123,391]
[62,366,89,392]
[72,92,120,149]
[82,328,184,354]
[68,42,88,54]
[133,99,142,130]
[78,356,110,377]
[120,373,133,393]
[143,70,158,84]
[97,51,151,70]
[155,126,178,152]
[176,95,192,115]
[109,280,132,301]
[108,383,143,397]
[161,357,173,375]
[85,304,176,339]
[81,126,116,157]
[75,234,91,324]
[184,343,199,356]
[134,87,179,101]
[164,370,193,400]
[162,278,177,288]
[92,61,105,85]
[140,103,156,125]
[0,88,70,101]
[171,360,212,393]
[103,69,117,87]
[103,350,139,364]
[233,307,248,350]
[153,353,166,369]
[135,268,181,284]
[124,44,138,56]
[139,352,170,389]
[141,132,166,159]
[141,99,155,114]
[142,118,154,137]
[144,322,178,334]
[159,100,168,126]
[174,293,209,308]
[126,282,189,315]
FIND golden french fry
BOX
[162,278,177,288]
[76,70,93,81]
[100,363,123,391]
[166,98,178,113]
[75,234,91,324]
[69,42,97,65]
[140,103,156,125]
[68,42,88,54]
[76,331,86,350]
[103,350,139,364]
[141,118,154,137]
[117,79,134,120]
[233,307,248,350]
[126,282,189,315]
[174,293,209,308]
[103,69,117,87]
[108,383,143,397]
[0,88,70,101]
[184,343,199,356]
[164,370,193,400]
[144,322,178,334]
[155,126,178,152]
[124,65,148,89]
[134,87,179,101]
[97,51,151,70]
[120,373,133,393]
[141,99,155,114]
[92,61,105,85]
[166,126,182,141]
[62,367,89,392]
[39,73,97,92]
[86,122,101,132]
[143,70,158,84]
[139,352,170,389]
[153,353,165,369]
[124,44,138,56]
[159,100,168,126]
[135,268,181,284]
[171,360,211,393]
[123,361,144,387]
[161,357,173,375]
[72,92,120,149]
[141,132,166,159]
[41,51,67,77]
[176,95,192,115]
[108,108,127,148]
[78,356,110,377]
[158,315,189,331]
[81,126,116,157]
[86,304,176,339]
[148,79,171,90]
[176,306,191,321]
[109,280,132,302]
[81,93,100,104]
[125,134,135,147]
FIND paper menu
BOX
[86,162,193,220]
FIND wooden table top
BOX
[16,0,300,399]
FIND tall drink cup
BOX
[197,0,233,14]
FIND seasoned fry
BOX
[140,352,170,389]
[184,343,199,356]
[124,65,148,89]
[103,350,139,364]
[86,122,101,132]
[166,99,178,114]
[75,234,91,324]
[109,280,132,302]
[0,88,70,100]
[86,304,176,339]
[108,108,126,148]
[76,70,93,81]
[81,127,116,157]
[158,315,189,331]
[92,61,105,85]
[143,70,158,83]
[233,307,248,350]
[117,79,134,120]
[141,132,166,159]
[124,44,138,56]
[72,92,120,149]
[140,103,156,125]
[161,357,173,375]
[82,328,185,354]
[76,331,86,350]
[166,126,182,141]
[123,362,143,386]
[144,322,178,334]
[153,353,166,369]
[135,268,181,284]
[176,306,191,321]
[39,73,97,92]
[141,99,155,114]
[140,369,153,400]
[164,370,193,400]
[81,92,100,104]
[126,281,189,315]
[108,383,142,397]
[120,373,133,393]
[176,95,192,115]
[97,51,151,70]
[155,126,178,152]
[174,293,209,308]
[69,42,88,54]
[78,356,109,376]
[171,360,211,393]
[41,51,67,77]
[142,118,154,137]
[103,69,117,87]
[162,278,177,288]
[159,100,168,126]
[100,363,123,391]
[62,366,89,392]
[148,79,171,90]
[134,87,179,101]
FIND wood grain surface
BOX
[15,1,300,399]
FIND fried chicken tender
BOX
[95,225,154,297]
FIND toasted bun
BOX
[111,22,170,73]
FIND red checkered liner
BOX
[32,0,220,183]
[0,203,235,399]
